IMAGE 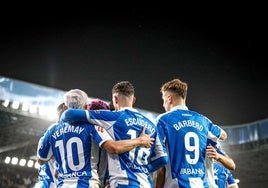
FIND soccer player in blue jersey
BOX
[206,138,236,187]
[213,162,238,188]
[33,102,65,188]
[37,89,153,188]
[206,139,238,188]
[61,81,168,188]
[206,139,236,188]
[155,78,227,188]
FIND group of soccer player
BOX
[33,78,239,188]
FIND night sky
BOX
[0,6,267,126]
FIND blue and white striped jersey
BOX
[156,106,224,188]
[62,107,168,188]
[37,121,112,188]
[33,159,57,188]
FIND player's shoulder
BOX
[188,109,214,124]
[156,110,172,120]
[186,109,204,118]
[157,108,191,120]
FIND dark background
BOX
[0,5,267,126]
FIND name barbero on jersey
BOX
[173,120,203,132]
[125,117,155,134]
[52,125,85,139]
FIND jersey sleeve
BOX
[92,125,113,147]
[85,110,118,130]
[60,109,87,122]
[149,115,168,172]
[226,168,237,187]
[61,109,117,131]
[155,114,167,146]
[207,123,223,140]
[147,134,168,172]
[37,128,53,161]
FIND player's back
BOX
[47,120,101,187]
[89,108,161,188]
[111,109,157,188]
[157,108,211,188]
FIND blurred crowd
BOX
[0,164,37,188]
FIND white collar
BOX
[171,105,188,111]
[118,107,138,112]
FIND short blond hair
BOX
[160,78,188,99]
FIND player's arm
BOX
[155,166,166,188]
[216,153,236,171]
[36,129,53,165]
[219,128,227,140]
[101,126,154,154]
[208,120,227,141]
[61,109,113,131]
[148,156,168,173]
[226,164,239,188]
[206,144,236,170]
[54,168,58,179]
[36,136,48,165]
[147,133,168,172]
[149,118,168,173]
[37,154,54,165]
[60,108,87,122]
[37,158,46,165]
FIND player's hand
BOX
[138,126,154,148]
[206,144,219,159]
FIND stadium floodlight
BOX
[29,105,38,114]
[3,156,40,169]
[19,158,27,166]
[35,161,40,169]
[11,157,19,165]
[11,100,20,109]
[4,156,11,164]
[2,99,9,107]
[27,159,34,167]
[22,102,30,111]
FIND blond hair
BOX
[160,78,188,99]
